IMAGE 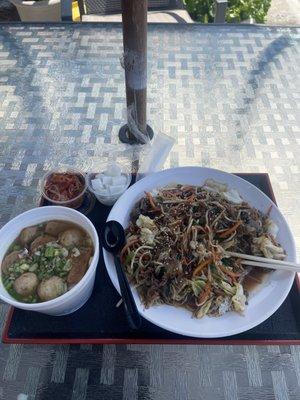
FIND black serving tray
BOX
[3,173,300,345]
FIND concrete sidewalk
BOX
[0,0,299,25]
[267,0,300,25]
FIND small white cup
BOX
[87,164,131,206]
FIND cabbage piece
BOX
[221,239,236,250]
[191,279,206,297]
[140,228,156,245]
[190,240,197,250]
[220,281,236,296]
[136,215,157,231]
[223,189,243,204]
[232,283,246,313]
[195,299,212,318]
[253,235,285,260]
[264,218,279,238]
[170,280,191,302]
[203,179,228,193]
[203,179,243,204]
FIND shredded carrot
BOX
[198,281,211,305]
[181,257,188,266]
[193,258,213,277]
[120,238,139,263]
[217,220,242,238]
[211,247,216,263]
[146,191,158,210]
[186,194,196,203]
[162,189,182,197]
[219,264,240,279]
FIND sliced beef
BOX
[30,235,55,252]
[67,247,93,285]
[1,251,21,275]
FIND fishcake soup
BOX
[1,220,94,303]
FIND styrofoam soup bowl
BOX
[0,206,99,316]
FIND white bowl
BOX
[0,206,99,316]
[103,167,297,338]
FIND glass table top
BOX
[0,23,299,400]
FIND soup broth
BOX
[1,220,94,303]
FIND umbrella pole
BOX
[119,0,154,144]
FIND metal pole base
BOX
[118,124,154,144]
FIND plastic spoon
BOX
[100,220,142,329]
